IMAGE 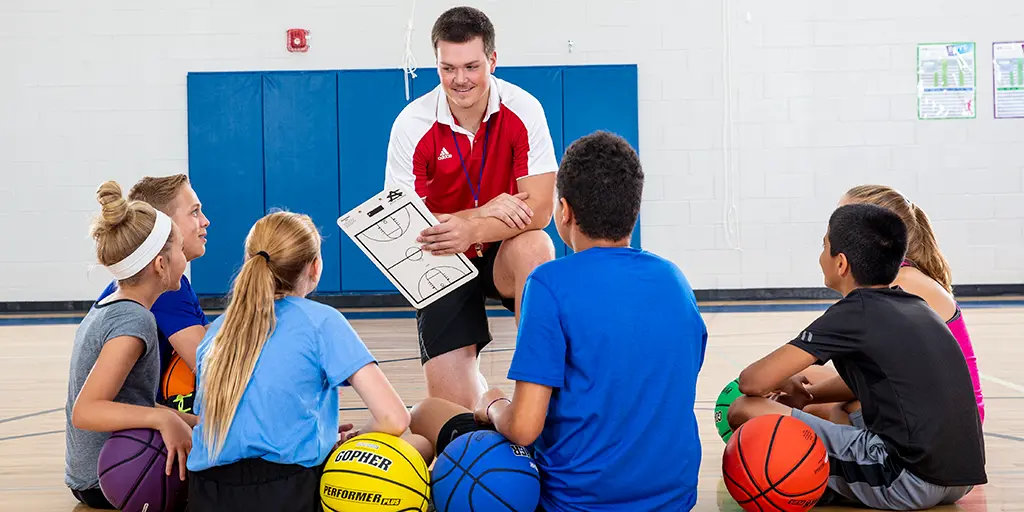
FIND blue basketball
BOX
[431,430,541,511]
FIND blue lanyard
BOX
[451,119,491,208]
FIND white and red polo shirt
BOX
[384,75,557,256]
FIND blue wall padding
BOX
[492,66,568,257]
[337,69,409,293]
[262,72,342,293]
[186,72,265,296]
[561,65,642,251]
[186,64,640,296]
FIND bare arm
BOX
[346,363,411,437]
[71,336,193,479]
[738,344,819,397]
[167,324,204,370]
[468,174,555,243]
[894,269,957,321]
[475,383,551,447]
[807,376,856,404]
[157,403,198,428]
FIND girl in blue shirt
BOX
[186,211,432,511]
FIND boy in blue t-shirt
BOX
[409,131,708,511]
[96,174,211,413]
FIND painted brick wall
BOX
[1,0,1022,302]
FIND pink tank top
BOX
[902,260,985,423]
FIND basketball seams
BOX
[321,468,430,503]
[732,419,829,510]
[432,434,474,484]
[441,435,507,512]
[467,474,519,511]
[106,434,169,457]
[356,435,430,485]
[736,425,767,499]
[97,435,153,479]
[763,416,784,489]
[118,431,161,509]
[768,430,822,493]
[321,496,424,512]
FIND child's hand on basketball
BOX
[418,214,476,256]
[474,388,509,424]
[337,423,361,448]
[775,375,814,410]
[158,410,193,481]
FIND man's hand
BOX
[418,214,478,256]
[478,192,533,229]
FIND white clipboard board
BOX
[336,185,479,309]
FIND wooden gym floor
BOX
[0,299,1021,511]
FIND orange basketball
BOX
[160,353,195,402]
[722,414,830,511]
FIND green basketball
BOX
[714,378,743,443]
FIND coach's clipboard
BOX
[336,185,479,310]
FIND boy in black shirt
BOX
[728,203,986,510]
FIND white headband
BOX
[106,210,173,280]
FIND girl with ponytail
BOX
[65,181,192,509]
[185,211,431,512]
[794,185,984,426]
[841,185,983,423]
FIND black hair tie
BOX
[255,251,270,263]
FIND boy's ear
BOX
[836,252,850,278]
[559,198,573,225]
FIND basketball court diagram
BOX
[338,186,478,309]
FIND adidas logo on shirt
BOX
[438,148,453,161]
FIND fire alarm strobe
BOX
[287,28,309,52]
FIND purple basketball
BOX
[97,428,187,512]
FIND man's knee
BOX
[423,347,485,408]
[502,229,555,276]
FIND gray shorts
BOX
[791,409,974,510]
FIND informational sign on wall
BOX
[993,41,1024,119]
[917,42,976,120]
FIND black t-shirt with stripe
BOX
[789,286,986,487]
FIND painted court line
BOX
[0,430,63,442]
[0,407,61,425]
[979,373,1024,394]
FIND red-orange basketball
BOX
[161,353,194,399]
[722,414,830,511]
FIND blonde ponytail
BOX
[199,211,322,457]
[908,203,954,294]
[844,185,954,294]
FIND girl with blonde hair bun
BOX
[185,211,432,511]
[65,181,193,509]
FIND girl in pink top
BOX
[842,185,985,423]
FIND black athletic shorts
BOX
[435,412,496,456]
[416,242,515,364]
[71,487,115,509]
[187,458,323,512]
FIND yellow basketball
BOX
[320,433,430,511]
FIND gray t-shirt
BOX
[64,298,160,490]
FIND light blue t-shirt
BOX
[507,247,707,511]
[187,296,375,472]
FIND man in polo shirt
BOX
[384,6,558,409]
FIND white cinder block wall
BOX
[1,0,1022,302]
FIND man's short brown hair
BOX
[127,174,190,213]
[431,6,496,56]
